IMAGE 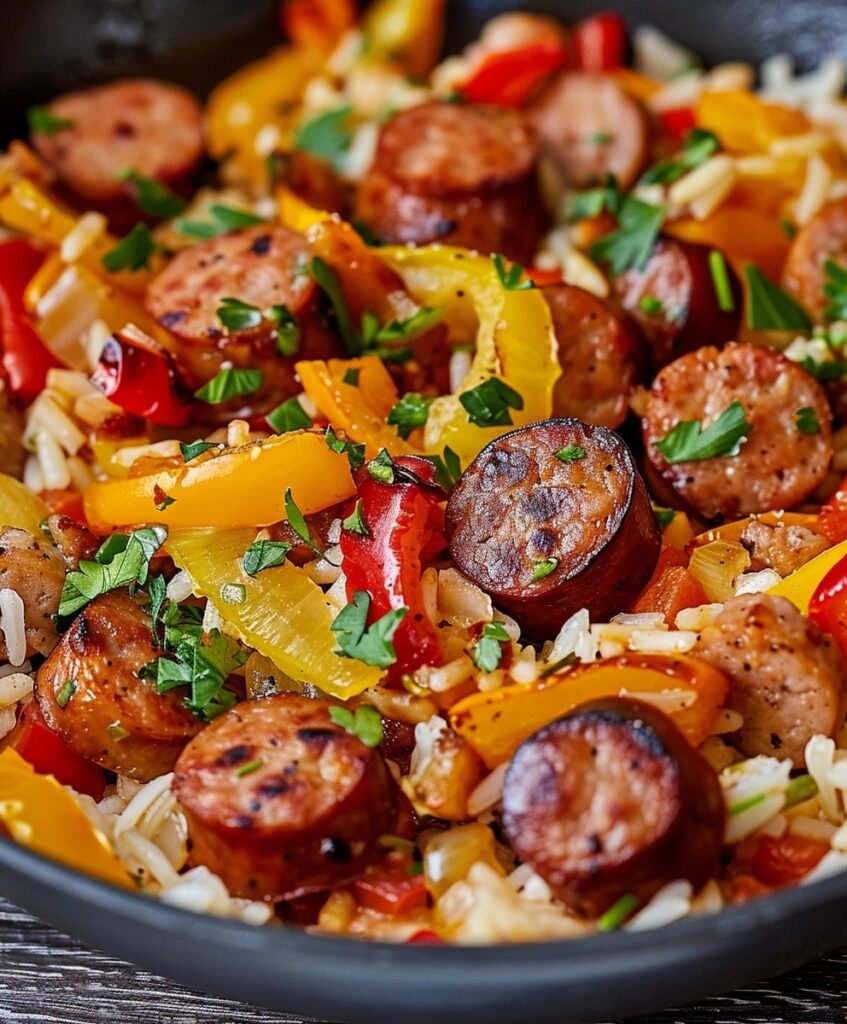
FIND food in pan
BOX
[4,0,847,944]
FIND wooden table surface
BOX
[2,898,847,1024]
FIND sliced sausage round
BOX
[36,591,202,781]
[643,342,833,520]
[783,197,847,322]
[614,239,742,369]
[530,71,649,189]
[502,697,725,917]
[31,79,203,203]
[694,593,847,767]
[543,283,642,428]
[0,528,65,660]
[354,102,548,263]
[173,694,396,901]
[739,518,829,577]
[446,419,661,639]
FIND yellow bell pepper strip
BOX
[450,654,729,769]
[769,539,847,614]
[0,474,48,534]
[167,527,382,700]
[696,91,809,154]
[278,185,332,234]
[0,178,155,294]
[0,748,131,888]
[665,207,792,283]
[661,510,695,550]
[362,0,446,80]
[296,356,418,458]
[379,246,560,465]
[205,46,321,186]
[696,511,819,546]
[83,430,355,531]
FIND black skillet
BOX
[2,0,847,1020]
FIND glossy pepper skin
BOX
[340,455,445,681]
[0,239,59,401]
[809,551,847,661]
[461,40,569,107]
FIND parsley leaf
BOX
[532,558,558,581]
[472,621,510,673]
[709,249,735,313]
[174,204,264,239]
[284,488,315,548]
[387,393,431,439]
[57,678,77,708]
[590,196,666,277]
[180,440,220,462]
[118,168,186,219]
[295,105,353,171]
[194,367,263,404]
[101,223,157,273]
[269,304,301,356]
[330,591,407,669]
[325,426,366,471]
[27,105,75,135]
[423,446,462,491]
[361,306,442,358]
[148,627,246,721]
[146,573,168,642]
[555,445,585,463]
[568,175,620,222]
[798,356,847,382]
[343,368,360,386]
[217,297,263,332]
[492,253,534,291]
[242,540,292,576]
[795,406,822,435]
[641,127,720,185]
[654,400,752,464]
[342,499,369,536]
[59,526,167,617]
[652,504,676,531]
[367,449,395,484]
[824,260,847,321]
[309,256,362,355]
[266,397,312,434]
[744,263,811,331]
[328,704,384,747]
[460,378,524,428]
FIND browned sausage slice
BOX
[354,102,548,263]
[614,239,742,368]
[643,342,832,520]
[694,594,847,767]
[783,197,847,322]
[739,518,829,576]
[543,283,641,428]
[502,697,726,916]
[31,79,203,203]
[36,591,202,781]
[173,694,395,901]
[446,419,661,639]
[0,528,66,660]
[531,72,649,189]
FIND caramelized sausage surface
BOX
[501,697,725,916]
[173,694,396,901]
[0,527,65,660]
[783,197,847,322]
[446,419,661,638]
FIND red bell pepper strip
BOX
[818,478,847,544]
[90,325,194,428]
[340,455,445,681]
[525,266,564,287]
[353,871,428,915]
[461,40,569,107]
[0,240,59,401]
[573,12,628,72]
[407,929,445,944]
[9,702,106,801]
[809,552,847,660]
[659,106,697,140]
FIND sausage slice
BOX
[31,79,203,203]
[694,594,847,767]
[446,419,661,639]
[543,283,641,428]
[643,342,833,520]
[614,239,742,368]
[502,697,725,916]
[36,591,202,781]
[0,528,65,660]
[531,72,649,189]
[783,197,847,322]
[173,694,396,901]
[354,102,548,263]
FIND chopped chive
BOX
[235,759,263,778]
[728,791,766,816]
[57,678,77,709]
[596,893,639,932]
[709,250,735,313]
[532,558,558,581]
[639,295,664,316]
[784,774,818,808]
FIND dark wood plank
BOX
[3,896,847,1023]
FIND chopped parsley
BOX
[325,426,366,471]
[235,759,263,778]
[492,253,534,291]
[270,304,301,356]
[639,295,664,316]
[59,526,167,618]
[342,368,360,386]
[328,703,384,747]
[590,196,666,277]
[641,127,720,185]
[532,558,558,582]
[56,678,77,709]
[27,105,74,135]
[309,256,362,355]
[554,444,585,464]
[216,297,263,332]
[330,591,407,669]
[588,132,614,145]
[180,440,220,462]
[367,448,396,484]
[387,393,432,439]
[568,175,620,222]
[655,400,752,464]
[708,250,735,313]
[798,356,847,382]
[284,488,316,550]
[101,223,157,273]
[266,397,312,434]
[424,446,462,492]
[294,105,353,171]
[242,539,292,577]
[342,499,369,536]
[824,260,847,322]
[153,485,176,512]
[118,168,186,220]
[472,621,511,673]
[194,367,263,404]
[361,306,442,352]
[795,406,822,435]
[744,263,811,331]
[460,378,524,428]
[145,573,167,642]
[174,204,264,240]
[652,504,677,531]
[596,893,639,932]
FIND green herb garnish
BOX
[28,105,74,135]
[295,105,353,171]
[744,263,811,331]
[56,678,77,709]
[596,893,639,932]
[795,406,822,435]
[492,253,534,291]
[424,446,462,492]
[328,703,384,747]
[639,295,664,316]
[194,367,263,404]
[709,249,735,313]
[590,196,666,277]
[641,127,720,185]
[325,426,366,471]
[532,558,558,582]
[367,448,396,484]
[387,393,432,439]
[217,297,263,332]
[242,539,292,577]
[235,759,263,777]
[342,499,369,536]
[146,626,246,721]
[824,260,847,322]
[330,591,407,669]
[101,223,157,273]
[118,168,186,220]
[460,378,524,428]
[174,204,264,240]
[270,304,301,356]
[654,401,752,464]
[554,444,586,463]
[472,621,511,673]
[180,440,220,462]
[266,397,312,434]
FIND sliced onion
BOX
[688,541,751,602]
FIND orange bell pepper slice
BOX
[665,206,792,282]
[281,0,357,51]
[83,430,355,530]
[696,91,809,153]
[450,653,729,768]
[629,547,709,623]
[362,0,446,80]
[296,355,418,458]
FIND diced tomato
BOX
[659,106,697,139]
[818,480,847,544]
[628,545,709,622]
[353,872,428,915]
[39,488,86,522]
[9,702,105,801]
[573,12,628,72]
[0,240,60,401]
[407,929,445,944]
[751,833,829,887]
[462,40,569,107]
[809,552,847,661]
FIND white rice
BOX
[60,211,107,263]
[0,589,26,667]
